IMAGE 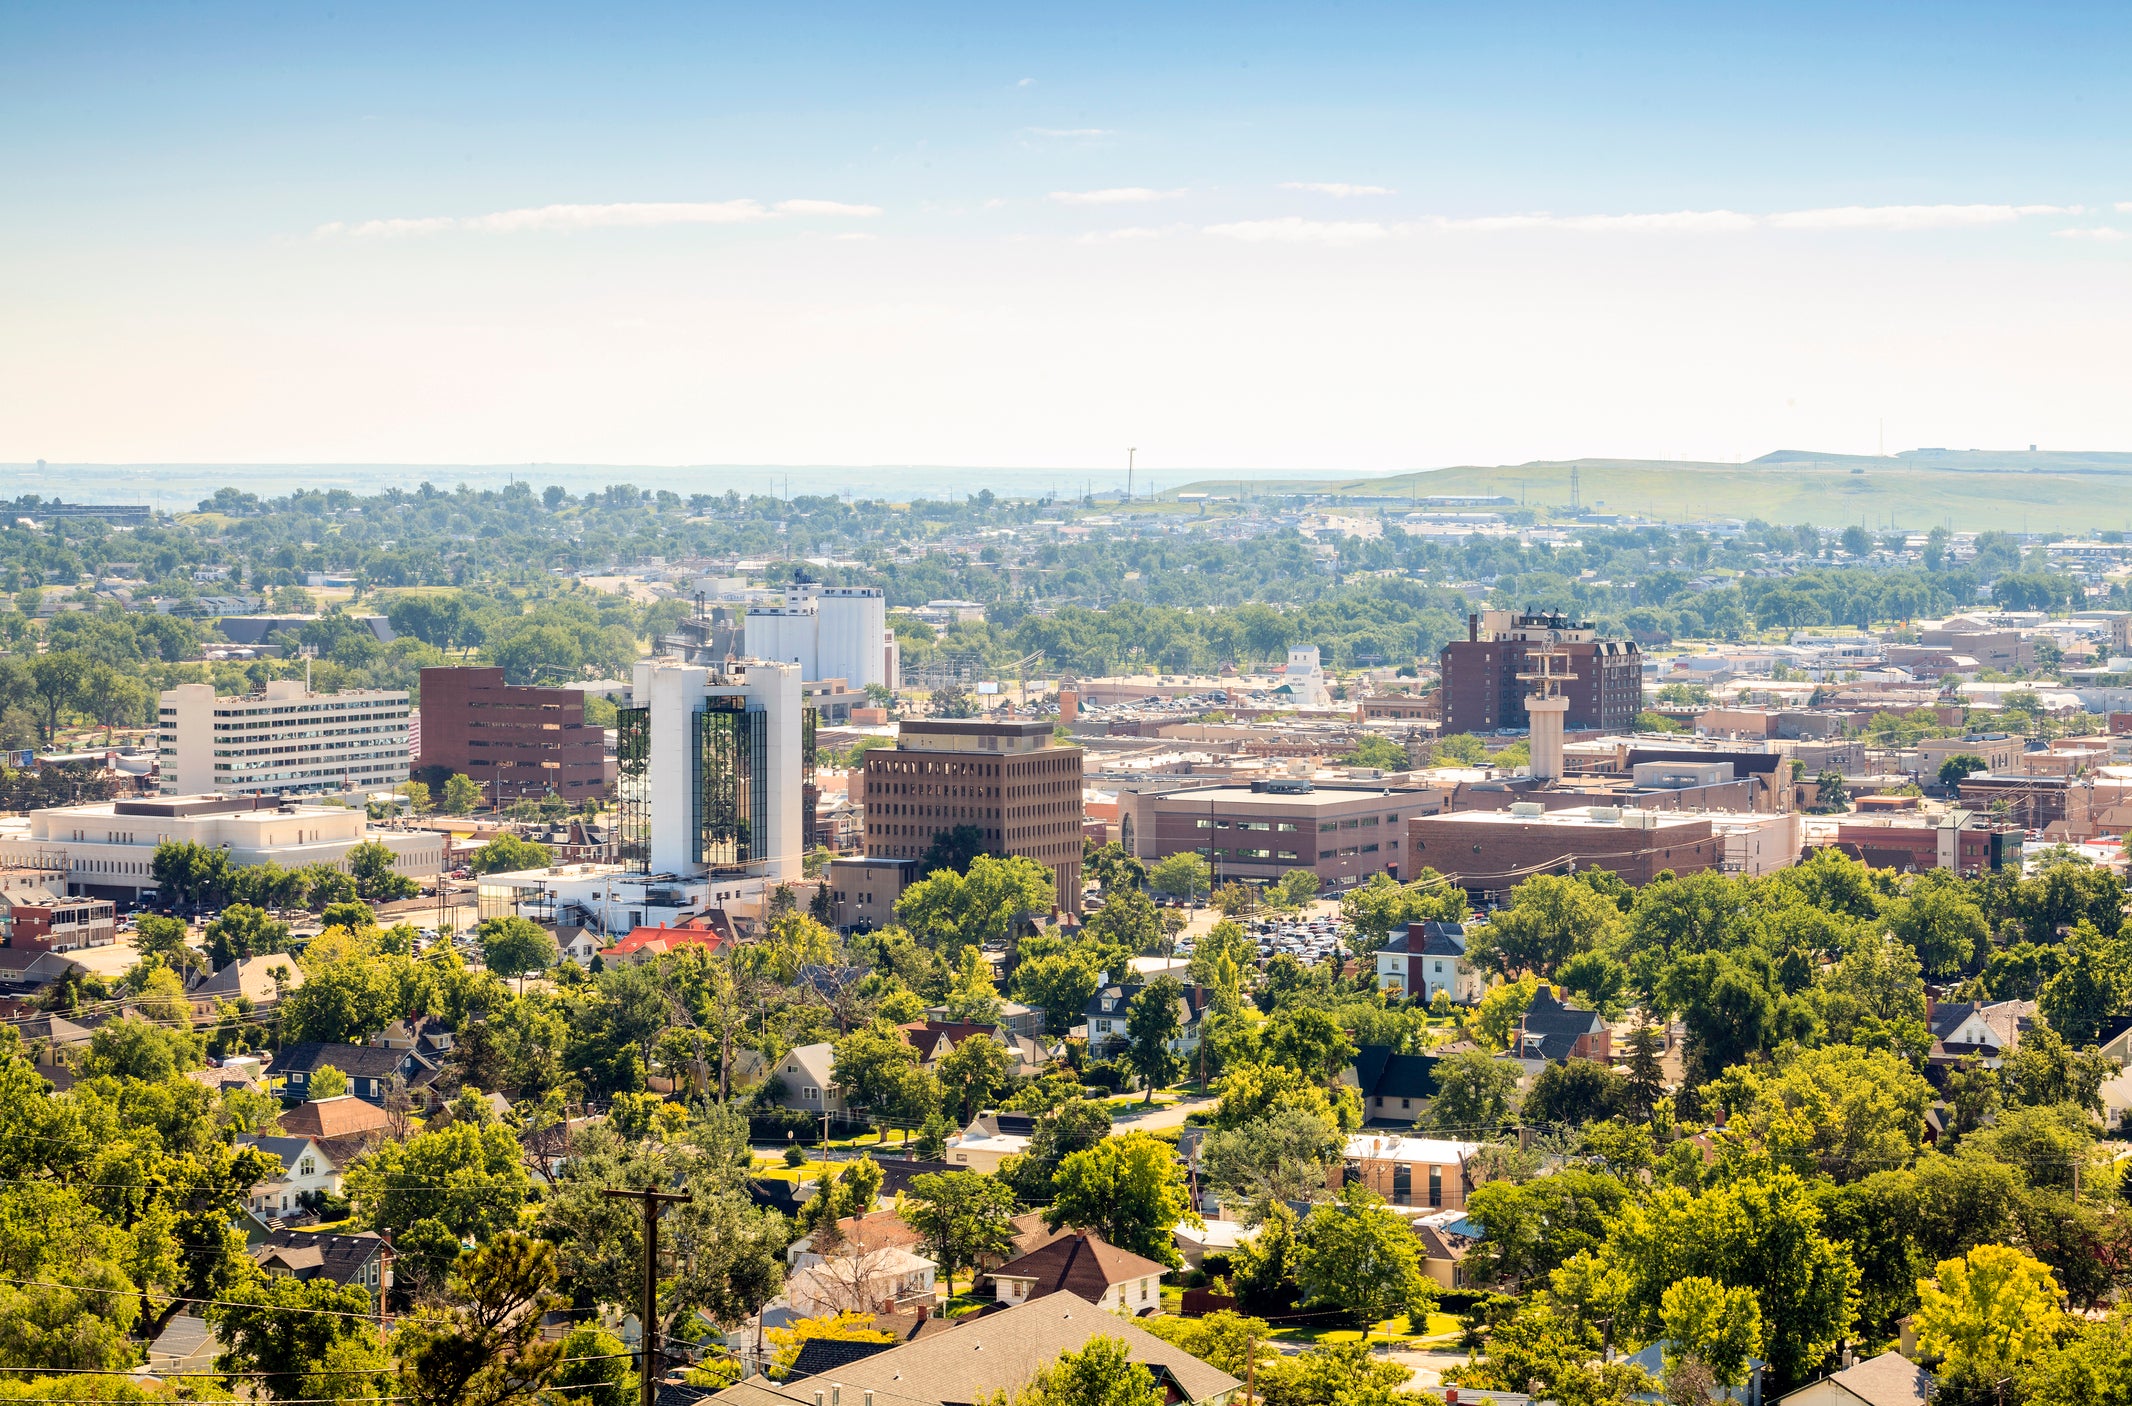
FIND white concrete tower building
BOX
[624,658,804,882]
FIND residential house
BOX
[701,1292,1243,1406]
[1503,985,1611,1075]
[788,1208,927,1271]
[764,1042,853,1123]
[945,1111,1036,1173]
[782,1245,937,1318]
[600,912,734,965]
[1926,998,2031,1071]
[987,1231,1169,1315]
[236,1135,345,1220]
[368,1014,456,1059]
[558,927,603,962]
[17,1012,96,1065]
[250,1230,393,1301]
[963,1211,1074,1292]
[1376,921,1483,1004]
[1345,1045,1442,1126]
[278,1094,391,1165]
[1172,1219,1259,1273]
[1776,1350,1932,1406]
[925,999,1045,1041]
[1623,1341,1764,1405]
[1335,1133,1484,1211]
[187,955,304,1020]
[147,1316,218,1376]
[0,947,86,997]
[1411,1210,1478,1290]
[1081,982,1211,1059]
[273,1042,410,1104]
[899,1021,1053,1079]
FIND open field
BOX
[1172,450,2132,534]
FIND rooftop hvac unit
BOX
[1508,802,1546,818]
[1619,809,1664,829]
[1584,806,1621,823]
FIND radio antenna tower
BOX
[1569,465,1581,514]
[1127,447,1136,502]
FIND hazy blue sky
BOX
[6,2,2131,473]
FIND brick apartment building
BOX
[860,719,1084,912]
[417,667,608,806]
[1438,610,1642,736]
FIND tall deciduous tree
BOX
[1606,1169,1859,1392]
[1294,1185,1437,1338]
[1123,976,1186,1100]
[905,1171,1019,1295]
[1044,1131,1201,1267]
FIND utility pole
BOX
[603,1186,693,1406]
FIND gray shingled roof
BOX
[706,1292,1240,1406]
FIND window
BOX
[1392,1164,1411,1205]
[803,1086,819,1101]
[1429,1165,1443,1208]
[1341,818,1360,829]
[1362,842,1379,853]
[1319,822,1337,833]
[1277,850,1299,860]
[1194,818,1213,829]
[1276,822,1299,832]
[298,1157,316,1177]
[1319,849,1335,859]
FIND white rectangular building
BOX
[158,680,411,797]
[0,793,443,903]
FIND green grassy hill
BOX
[1172,449,2132,533]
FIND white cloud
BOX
[2117,201,2132,213]
[774,199,881,217]
[316,198,887,238]
[1018,77,1035,87]
[1279,182,1393,197]
[1425,209,1755,233]
[2056,227,2129,241]
[830,232,878,242]
[1049,187,1183,205]
[1026,127,1115,139]
[1204,217,1392,247]
[1078,224,1190,243]
[1766,203,2072,231]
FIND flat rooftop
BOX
[1414,806,1710,829]
[1152,784,1429,807]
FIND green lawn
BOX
[1262,1312,1462,1348]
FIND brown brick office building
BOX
[860,719,1084,912]
[1406,806,1717,895]
[1439,611,1642,736]
[417,666,607,805]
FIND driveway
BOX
[1106,1093,1215,1132]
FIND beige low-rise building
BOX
[0,793,442,904]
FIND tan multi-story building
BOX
[158,679,409,797]
[860,719,1083,912]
